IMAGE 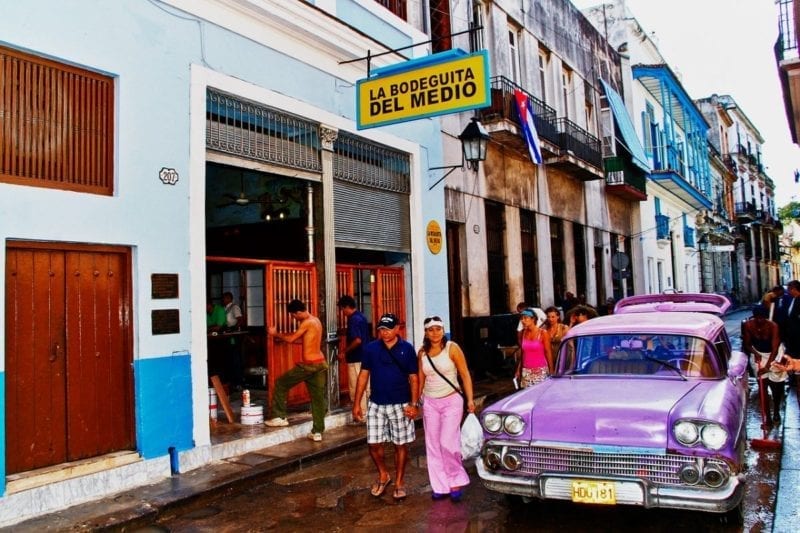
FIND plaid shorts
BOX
[366,401,416,445]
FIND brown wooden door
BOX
[5,248,68,473]
[5,243,134,474]
[265,262,317,407]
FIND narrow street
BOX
[145,309,786,532]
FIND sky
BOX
[572,0,800,205]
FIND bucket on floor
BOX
[240,404,263,425]
[209,388,218,420]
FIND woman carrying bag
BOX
[417,316,475,502]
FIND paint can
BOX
[240,404,263,425]
[209,387,218,420]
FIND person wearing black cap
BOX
[353,313,419,501]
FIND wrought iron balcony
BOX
[722,154,738,173]
[734,201,757,221]
[554,117,602,171]
[479,76,602,180]
[604,156,647,201]
[479,76,559,155]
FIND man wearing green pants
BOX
[265,299,328,441]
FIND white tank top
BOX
[422,342,460,398]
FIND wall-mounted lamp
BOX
[428,118,490,190]
[698,234,709,252]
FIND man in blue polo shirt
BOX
[337,295,371,415]
[353,313,419,502]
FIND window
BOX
[0,45,114,195]
[520,209,539,306]
[508,26,521,84]
[430,0,452,52]
[642,102,655,155]
[374,0,407,20]
[561,66,573,119]
[469,1,484,52]
[538,48,550,103]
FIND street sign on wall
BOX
[356,49,490,130]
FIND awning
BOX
[600,79,651,173]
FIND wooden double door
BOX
[5,242,134,475]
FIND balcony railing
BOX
[556,118,602,168]
[734,201,757,219]
[656,214,670,240]
[777,0,798,61]
[482,76,559,145]
[683,226,695,248]
[722,154,737,173]
[604,156,647,200]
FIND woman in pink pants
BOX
[417,316,475,501]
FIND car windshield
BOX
[554,333,721,378]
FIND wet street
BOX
[147,310,784,532]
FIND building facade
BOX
[433,0,644,355]
[0,0,447,524]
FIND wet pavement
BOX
[7,308,800,531]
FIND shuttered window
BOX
[0,46,114,195]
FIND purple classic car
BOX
[476,305,748,523]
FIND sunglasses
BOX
[424,315,442,324]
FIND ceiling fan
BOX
[217,172,257,207]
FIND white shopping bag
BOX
[460,413,484,460]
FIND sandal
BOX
[370,477,392,497]
[393,486,407,500]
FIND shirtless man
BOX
[265,299,328,442]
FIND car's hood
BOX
[488,378,709,448]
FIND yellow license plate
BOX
[571,480,616,504]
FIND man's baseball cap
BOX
[377,313,398,330]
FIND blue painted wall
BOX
[337,0,415,53]
[134,355,193,460]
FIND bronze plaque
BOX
[152,309,180,335]
[151,273,179,299]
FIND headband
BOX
[424,319,445,329]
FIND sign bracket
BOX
[340,26,483,77]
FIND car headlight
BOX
[674,420,699,446]
[482,413,502,433]
[700,423,728,450]
[503,414,525,436]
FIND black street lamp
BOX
[428,118,490,190]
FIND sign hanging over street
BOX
[356,49,490,130]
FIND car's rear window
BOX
[555,334,721,378]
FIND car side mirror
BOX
[727,351,748,378]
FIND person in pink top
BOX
[417,316,475,502]
[516,308,552,388]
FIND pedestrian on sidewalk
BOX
[742,304,786,424]
[516,308,552,387]
[265,299,328,442]
[353,313,419,501]
[417,315,475,502]
[337,295,371,417]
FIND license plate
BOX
[571,480,616,504]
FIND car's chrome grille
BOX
[510,446,727,486]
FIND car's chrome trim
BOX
[476,459,745,512]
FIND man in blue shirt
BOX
[337,295,371,415]
[353,313,419,501]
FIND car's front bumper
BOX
[475,457,745,513]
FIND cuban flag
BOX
[514,89,543,164]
